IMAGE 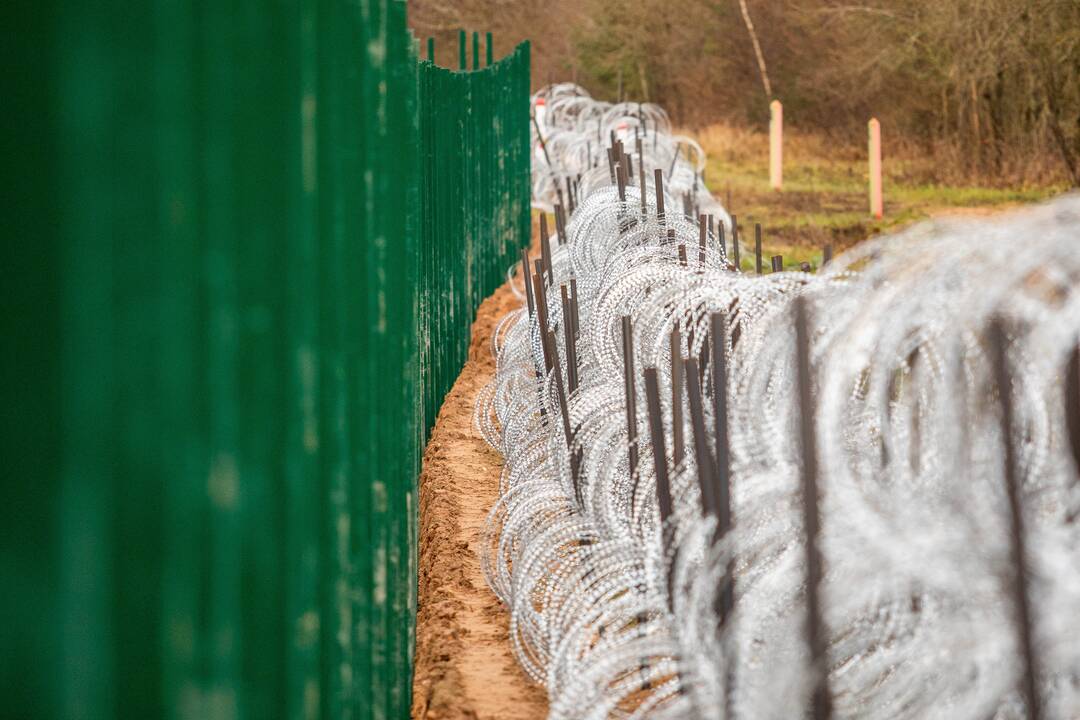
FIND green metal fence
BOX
[417,44,533,437]
[5,3,529,718]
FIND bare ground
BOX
[412,277,548,720]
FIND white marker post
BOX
[868,118,883,219]
[769,100,782,191]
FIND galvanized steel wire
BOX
[478,85,1080,719]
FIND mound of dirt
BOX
[412,278,547,720]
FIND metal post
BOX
[795,296,831,720]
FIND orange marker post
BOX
[769,100,783,191]
[868,118,883,219]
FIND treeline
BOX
[410,0,1080,186]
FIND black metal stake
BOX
[545,328,580,506]
[1067,345,1080,493]
[794,295,831,720]
[989,320,1043,720]
[622,317,640,509]
[533,267,553,373]
[731,215,740,270]
[569,278,581,340]
[706,323,738,720]
[532,113,564,209]
[521,248,535,317]
[684,358,718,517]
[539,214,554,286]
[644,368,676,608]
[561,285,579,394]
[710,312,735,620]
[654,169,666,226]
[699,214,708,266]
[671,327,685,467]
[639,153,648,217]
[755,223,763,275]
[555,203,567,246]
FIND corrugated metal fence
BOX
[5,3,529,719]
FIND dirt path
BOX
[412,278,548,720]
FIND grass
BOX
[690,123,1065,271]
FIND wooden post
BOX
[868,118,883,219]
[770,100,783,191]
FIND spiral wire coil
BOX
[478,85,1080,719]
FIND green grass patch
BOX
[699,137,1064,265]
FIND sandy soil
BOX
[411,277,548,720]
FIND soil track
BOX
[412,277,548,720]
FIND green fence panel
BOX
[5,3,529,719]
[417,43,532,436]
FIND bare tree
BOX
[737,0,772,100]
